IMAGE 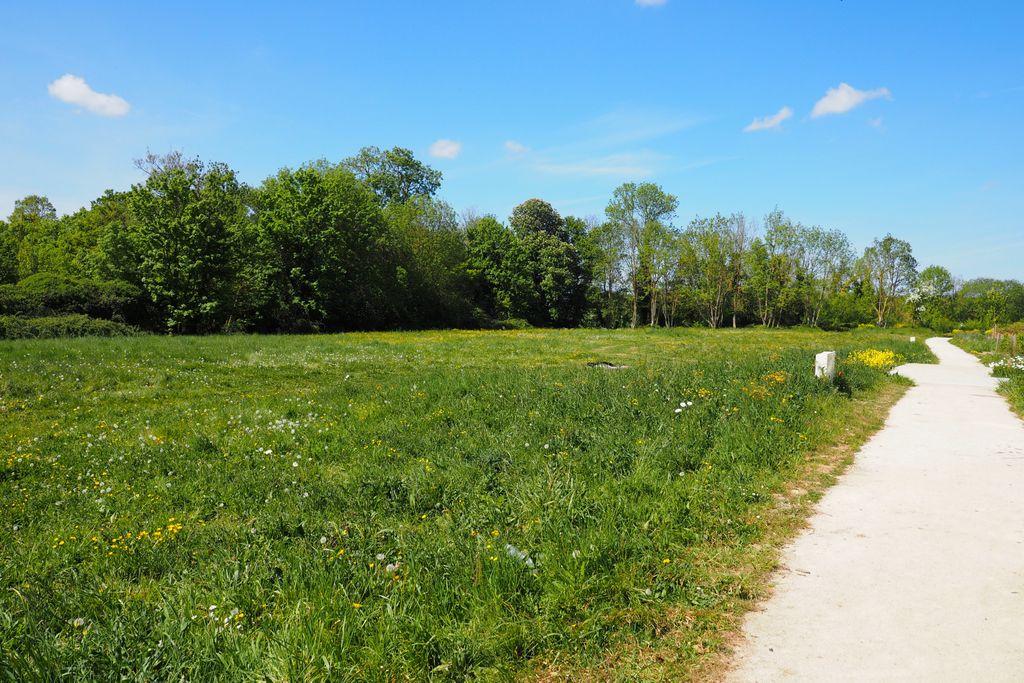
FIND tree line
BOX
[1,147,1021,335]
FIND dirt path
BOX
[728,337,1024,682]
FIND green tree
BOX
[605,182,678,327]
[578,220,626,326]
[0,220,18,283]
[7,195,60,280]
[799,226,854,327]
[859,234,918,326]
[254,162,388,331]
[127,157,246,333]
[910,265,956,330]
[681,214,734,328]
[509,198,567,239]
[384,196,471,326]
[746,209,801,327]
[464,215,522,320]
[343,146,442,207]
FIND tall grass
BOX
[0,328,932,679]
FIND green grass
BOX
[0,327,933,680]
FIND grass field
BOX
[0,327,932,680]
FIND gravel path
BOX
[728,337,1024,682]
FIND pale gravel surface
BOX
[728,337,1024,682]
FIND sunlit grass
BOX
[0,327,932,680]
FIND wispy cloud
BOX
[743,106,792,132]
[535,151,666,178]
[575,107,700,147]
[811,82,891,118]
[635,0,667,6]
[429,139,462,159]
[868,117,884,128]
[494,107,698,180]
[978,180,998,193]
[504,140,527,154]
[48,74,130,117]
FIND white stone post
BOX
[815,351,836,380]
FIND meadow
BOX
[0,327,932,680]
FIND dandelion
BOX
[352,602,362,609]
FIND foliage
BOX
[604,182,679,328]
[846,348,904,371]
[343,146,443,207]
[1,149,1019,335]
[126,157,247,333]
[252,163,391,332]
[0,327,928,679]
[859,234,918,326]
[0,275,143,322]
[0,314,138,339]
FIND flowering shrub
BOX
[846,348,904,371]
[991,356,1024,377]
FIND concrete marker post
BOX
[815,351,836,380]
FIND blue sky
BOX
[1,1,1021,279]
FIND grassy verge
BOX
[0,328,931,680]
[533,380,910,681]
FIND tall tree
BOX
[464,215,523,320]
[127,156,246,333]
[681,214,734,328]
[509,198,567,239]
[7,195,60,280]
[384,196,471,326]
[910,265,956,330]
[859,234,918,326]
[0,220,17,283]
[800,226,854,327]
[746,209,801,327]
[343,146,442,207]
[254,162,388,331]
[605,182,678,327]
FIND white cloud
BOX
[635,0,667,6]
[47,74,130,117]
[429,139,462,159]
[504,140,528,154]
[743,106,793,132]
[811,82,890,118]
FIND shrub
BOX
[0,314,138,340]
[1,274,144,323]
[846,348,903,371]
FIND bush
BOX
[0,274,144,323]
[0,314,138,340]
